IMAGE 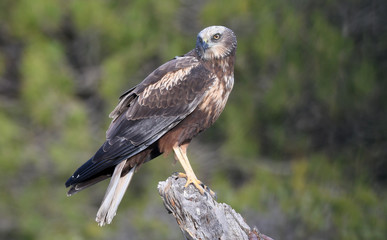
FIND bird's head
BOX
[195,26,237,60]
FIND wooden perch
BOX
[158,174,274,240]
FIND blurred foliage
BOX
[0,0,386,239]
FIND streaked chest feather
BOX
[198,74,234,121]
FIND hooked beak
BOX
[197,37,209,53]
[201,38,209,50]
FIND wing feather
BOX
[66,56,215,186]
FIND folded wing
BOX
[65,56,215,187]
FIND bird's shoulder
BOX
[134,53,203,93]
[109,52,216,122]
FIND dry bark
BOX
[158,174,274,240]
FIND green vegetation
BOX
[0,0,386,239]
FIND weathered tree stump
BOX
[158,174,274,240]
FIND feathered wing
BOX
[65,55,215,190]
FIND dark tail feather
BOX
[67,174,111,196]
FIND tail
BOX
[95,160,137,226]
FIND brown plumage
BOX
[65,26,237,226]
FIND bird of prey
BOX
[65,25,237,226]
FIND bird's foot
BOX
[175,172,216,198]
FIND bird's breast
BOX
[197,74,234,126]
[157,74,233,151]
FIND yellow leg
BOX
[173,144,206,194]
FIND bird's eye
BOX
[212,33,221,41]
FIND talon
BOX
[176,172,216,197]
[176,172,187,178]
[176,172,205,194]
[203,185,216,199]
[172,146,215,198]
[184,177,205,195]
[172,172,179,178]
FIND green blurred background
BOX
[0,0,386,239]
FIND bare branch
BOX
[158,174,274,240]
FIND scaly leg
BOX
[172,144,215,197]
